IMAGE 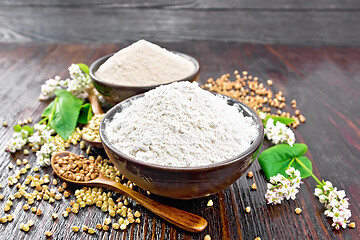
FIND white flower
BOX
[26,124,61,166]
[39,63,92,100]
[314,181,351,230]
[336,190,346,200]
[285,186,299,200]
[265,191,283,205]
[36,141,60,166]
[259,111,266,120]
[65,64,92,99]
[314,188,323,196]
[39,76,62,100]
[6,129,31,153]
[265,167,302,204]
[28,124,54,150]
[318,195,328,203]
[264,118,296,146]
[323,181,333,191]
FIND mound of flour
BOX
[95,40,195,86]
[106,82,258,167]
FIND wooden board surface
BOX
[0,42,359,239]
[0,1,360,45]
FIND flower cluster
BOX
[6,123,62,166]
[28,124,63,166]
[39,64,92,100]
[5,129,31,153]
[265,167,302,204]
[264,118,296,147]
[36,142,61,166]
[28,124,54,150]
[258,111,267,120]
[39,76,63,100]
[64,64,92,99]
[314,181,351,230]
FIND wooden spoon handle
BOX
[94,176,207,233]
[87,87,103,115]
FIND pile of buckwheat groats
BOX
[1,147,143,237]
[81,114,105,143]
[202,70,306,128]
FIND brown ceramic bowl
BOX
[99,93,264,199]
[89,52,200,105]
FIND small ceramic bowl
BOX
[99,93,264,199]
[89,52,200,105]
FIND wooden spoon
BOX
[51,151,208,233]
[81,87,104,148]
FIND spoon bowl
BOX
[51,151,207,233]
[81,130,103,148]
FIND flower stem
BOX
[295,158,322,186]
[47,97,58,127]
[38,117,47,125]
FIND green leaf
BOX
[13,125,34,135]
[42,100,56,118]
[76,63,89,75]
[22,125,34,135]
[42,89,83,139]
[271,116,295,125]
[258,143,312,180]
[293,156,313,178]
[13,125,22,132]
[77,103,94,124]
[262,114,295,126]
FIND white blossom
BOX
[27,124,60,166]
[39,64,92,100]
[28,124,54,150]
[314,181,351,230]
[36,142,60,166]
[259,111,267,120]
[39,76,62,100]
[64,64,92,99]
[265,167,302,204]
[5,129,31,153]
[264,118,296,146]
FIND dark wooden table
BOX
[1,1,360,46]
[0,42,359,240]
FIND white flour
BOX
[95,40,195,86]
[106,82,259,167]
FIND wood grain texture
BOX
[0,42,359,240]
[1,0,360,9]
[0,1,359,45]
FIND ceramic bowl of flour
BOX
[99,87,264,199]
[89,49,200,105]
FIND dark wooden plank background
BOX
[0,42,359,239]
[0,1,360,239]
[0,0,360,45]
